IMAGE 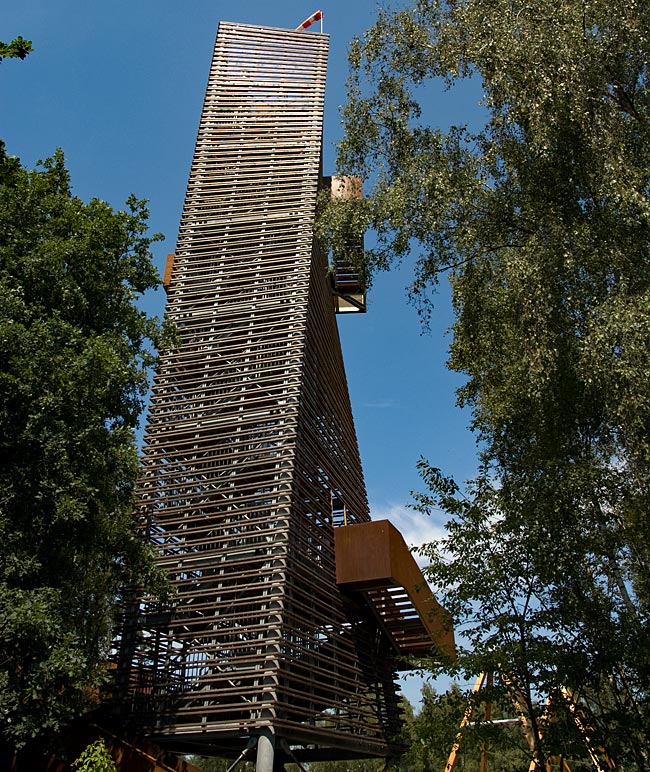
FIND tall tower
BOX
[113,21,452,767]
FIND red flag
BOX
[295,10,323,31]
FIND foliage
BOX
[413,459,650,768]
[186,754,383,772]
[186,757,245,772]
[298,758,384,772]
[0,37,32,62]
[403,683,470,772]
[323,0,650,768]
[72,739,117,772]
[403,682,535,772]
[0,144,171,753]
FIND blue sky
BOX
[2,0,482,704]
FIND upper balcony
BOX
[321,175,367,314]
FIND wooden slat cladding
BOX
[111,22,403,759]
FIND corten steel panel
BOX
[112,22,402,759]
[335,521,456,660]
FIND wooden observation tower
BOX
[111,20,453,770]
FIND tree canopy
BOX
[0,37,32,62]
[0,144,170,755]
[322,0,650,768]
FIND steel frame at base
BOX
[111,21,403,760]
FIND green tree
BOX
[186,757,245,772]
[413,462,643,769]
[299,758,384,772]
[186,754,383,772]
[403,683,468,772]
[0,144,170,755]
[321,0,650,768]
[72,739,117,772]
[0,37,32,62]
[403,682,535,772]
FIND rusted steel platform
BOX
[335,520,455,661]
